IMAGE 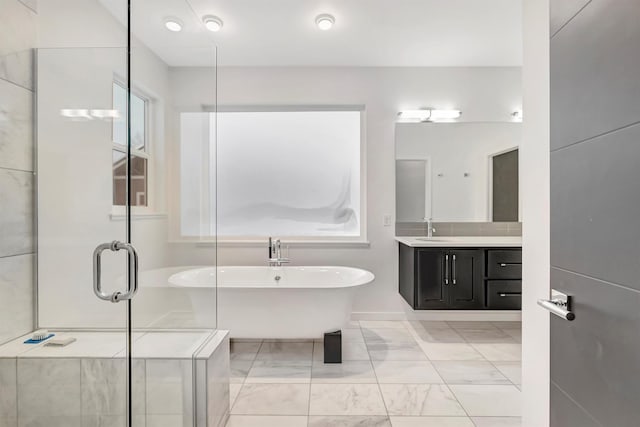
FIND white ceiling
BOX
[100,0,522,67]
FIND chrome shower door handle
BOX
[93,241,139,303]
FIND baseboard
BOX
[352,310,522,322]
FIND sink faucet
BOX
[268,237,290,267]
[424,217,436,238]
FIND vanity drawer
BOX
[486,280,522,310]
[487,250,522,279]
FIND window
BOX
[180,109,364,240]
[112,82,149,207]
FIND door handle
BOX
[93,241,139,303]
[452,254,457,285]
[444,254,449,285]
[537,289,575,321]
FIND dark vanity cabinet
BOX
[400,245,484,309]
[399,244,522,310]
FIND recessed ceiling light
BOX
[164,18,183,32]
[315,14,335,31]
[203,15,223,32]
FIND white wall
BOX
[521,0,550,425]
[168,66,522,315]
[396,122,522,222]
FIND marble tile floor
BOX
[227,320,522,427]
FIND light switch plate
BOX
[383,215,393,226]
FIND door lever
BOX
[537,289,575,321]
[93,241,139,303]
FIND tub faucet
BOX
[424,217,436,238]
[268,237,290,267]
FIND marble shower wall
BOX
[0,0,37,344]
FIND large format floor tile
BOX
[230,342,261,361]
[456,329,517,344]
[311,361,376,384]
[232,384,310,415]
[380,384,466,416]
[471,416,522,426]
[309,384,387,416]
[492,362,522,385]
[224,320,522,426]
[432,361,510,385]
[373,361,443,384]
[412,328,466,344]
[389,416,475,427]
[418,343,484,361]
[226,415,308,427]
[255,342,313,361]
[308,415,391,427]
[313,341,370,361]
[362,328,416,343]
[245,360,311,383]
[366,341,428,361]
[471,344,522,361]
[359,321,407,329]
[449,385,522,417]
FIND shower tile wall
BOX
[0,0,37,345]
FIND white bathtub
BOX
[168,266,375,339]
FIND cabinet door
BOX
[416,249,449,309]
[448,249,484,309]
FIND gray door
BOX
[549,0,640,426]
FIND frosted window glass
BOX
[180,110,362,238]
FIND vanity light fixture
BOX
[512,110,523,122]
[60,109,121,120]
[397,110,431,122]
[316,14,335,31]
[203,15,223,32]
[164,18,183,32]
[397,109,462,123]
[60,109,92,120]
[429,109,462,121]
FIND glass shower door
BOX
[35,44,138,426]
[33,1,219,425]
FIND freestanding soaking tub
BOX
[168,266,375,339]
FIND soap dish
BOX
[44,337,77,347]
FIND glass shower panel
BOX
[128,0,219,425]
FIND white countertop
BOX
[395,236,522,248]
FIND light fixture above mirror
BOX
[397,109,462,123]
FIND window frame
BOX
[111,79,154,215]
[175,105,369,246]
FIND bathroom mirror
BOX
[395,122,522,223]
